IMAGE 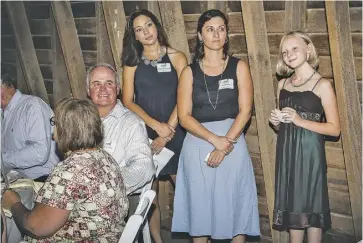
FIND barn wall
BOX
[1,1,361,242]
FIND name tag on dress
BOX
[218,79,234,90]
[156,63,172,73]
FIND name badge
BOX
[218,79,234,90]
[103,140,116,154]
[156,63,171,73]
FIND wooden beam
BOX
[16,55,29,95]
[102,1,126,84]
[51,11,71,104]
[325,1,362,240]
[96,1,114,66]
[147,1,162,24]
[6,1,49,104]
[51,1,87,99]
[207,1,228,14]
[158,1,191,63]
[285,0,307,31]
[241,1,289,242]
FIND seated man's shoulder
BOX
[119,105,144,127]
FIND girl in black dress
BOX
[121,9,187,243]
[269,31,341,243]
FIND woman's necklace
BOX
[201,59,226,110]
[141,48,165,67]
[290,70,316,88]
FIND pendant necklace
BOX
[201,59,226,110]
[141,48,165,67]
[290,70,316,88]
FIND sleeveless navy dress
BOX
[134,51,186,176]
[273,78,331,231]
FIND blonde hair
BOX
[54,98,103,154]
[276,31,319,77]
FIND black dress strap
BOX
[311,77,323,92]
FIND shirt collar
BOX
[5,90,22,112]
[102,100,126,120]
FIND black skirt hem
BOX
[272,209,331,231]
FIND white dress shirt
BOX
[102,100,155,195]
[1,90,60,179]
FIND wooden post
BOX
[16,55,29,95]
[147,1,162,24]
[158,1,191,63]
[6,1,49,104]
[51,11,71,104]
[102,1,126,85]
[96,1,115,66]
[51,1,87,99]
[285,0,307,31]
[241,1,289,242]
[326,1,362,240]
[207,1,228,14]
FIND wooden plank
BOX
[285,0,306,31]
[29,19,51,35]
[102,1,127,82]
[51,10,71,104]
[207,1,228,14]
[75,18,96,35]
[158,1,191,63]
[51,1,87,99]
[95,2,114,65]
[240,1,288,242]
[16,54,29,94]
[147,1,162,23]
[6,1,49,103]
[326,1,362,240]
[184,8,362,34]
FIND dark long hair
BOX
[121,9,169,67]
[194,9,229,63]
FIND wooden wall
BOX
[1,1,361,243]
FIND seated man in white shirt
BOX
[86,63,155,196]
[1,72,60,182]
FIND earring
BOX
[225,39,228,44]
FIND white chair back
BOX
[119,189,156,243]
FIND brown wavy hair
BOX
[54,98,103,154]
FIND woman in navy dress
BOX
[121,9,187,243]
[172,10,260,243]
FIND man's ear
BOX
[116,86,120,96]
[87,88,90,97]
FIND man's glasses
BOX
[50,117,56,126]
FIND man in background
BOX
[1,71,59,181]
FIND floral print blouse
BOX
[25,148,129,242]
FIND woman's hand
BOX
[151,137,167,155]
[2,190,21,210]
[269,109,281,126]
[210,136,234,152]
[207,149,226,168]
[281,107,303,126]
[155,122,175,139]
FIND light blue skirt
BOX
[172,119,260,239]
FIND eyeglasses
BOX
[50,117,56,126]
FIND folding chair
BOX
[119,189,156,243]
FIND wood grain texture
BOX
[6,1,49,103]
[326,1,362,240]
[51,1,87,99]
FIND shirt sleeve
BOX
[3,100,53,169]
[122,120,155,195]
[35,163,88,211]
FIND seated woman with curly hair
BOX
[2,98,128,242]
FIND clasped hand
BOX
[269,107,302,126]
[207,136,236,168]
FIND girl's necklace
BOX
[290,70,316,88]
[201,59,226,110]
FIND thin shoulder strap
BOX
[311,77,323,92]
[282,78,288,89]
